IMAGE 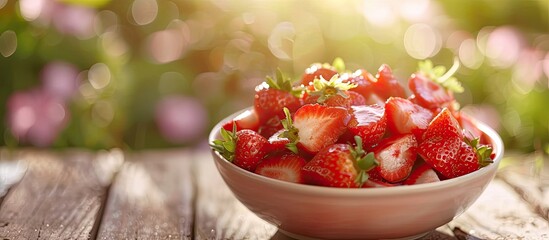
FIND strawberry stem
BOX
[266,68,304,98]
[351,136,378,187]
[308,75,356,104]
[211,123,237,162]
[280,107,299,154]
[418,58,464,93]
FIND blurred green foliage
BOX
[0,0,548,152]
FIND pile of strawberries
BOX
[211,59,494,188]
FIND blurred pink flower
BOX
[19,0,95,39]
[41,61,80,100]
[155,96,208,143]
[7,89,70,147]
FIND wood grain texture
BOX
[96,149,194,240]
[448,178,549,239]
[193,151,278,240]
[0,149,123,240]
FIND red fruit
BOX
[255,152,307,183]
[375,64,407,99]
[290,104,350,154]
[361,167,399,188]
[373,134,418,183]
[222,109,260,132]
[403,163,440,185]
[254,86,301,124]
[302,142,377,188]
[254,70,303,125]
[456,112,486,144]
[257,115,284,138]
[347,104,387,149]
[211,128,269,172]
[302,75,357,109]
[348,91,367,106]
[409,73,453,110]
[385,97,434,138]
[417,109,465,178]
[301,64,338,85]
[233,130,269,171]
[267,129,290,153]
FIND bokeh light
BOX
[1,0,548,152]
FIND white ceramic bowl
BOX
[209,108,504,240]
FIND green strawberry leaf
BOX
[266,68,304,98]
[280,107,300,154]
[308,75,356,104]
[210,124,237,162]
[332,57,345,73]
[418,58,464,93]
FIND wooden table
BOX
[0,148,547,240]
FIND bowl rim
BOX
[209,107,504,197]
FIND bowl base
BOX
[279,229,430,240]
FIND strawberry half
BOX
[409,59,464,110]
[403,163,440,185]
[373,134,418,183]
[255,151,307,183]
[347,104,387,149]
[418,108,474,179]
[211,126,269,172]
[281,104,350,154]
[302,137,378,188]
[222,109,260,132]
[375,64,407,100]
[385,97,434,138]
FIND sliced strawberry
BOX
[254,70,303,125]
[456,112,486,144]
[266,129,290,153]
[222,109,260,132]
[211,128,269,172]
[282,104,350,154]
[375,64,407,99]
[347,104,387,149]
[302,139,377,188]
[403,163,440,185]
[348,91,367,106]
[255,152,307,183]
[361,167,399,188]
[409,73,453,110]
[409,59,464,111]
[418,109,464,178]
[257,115,284,138]
[385,97,434,139]
[373,134,418,183]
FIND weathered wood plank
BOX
[0,149,123,240]
[96,149,194,240]
[447,177,549,239]
[193,151,278,240]
[0,150,28,202]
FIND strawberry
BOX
[409,59,463,110]
[417,108,492,179]
[302,137,378,188]
[302,75,357,109]
[255,151,307,183]
[348,91,367,106]
[451,138,493,178]
[361,167,399,188]
[373,134,418,183]
[375,64,407,99]
[403,163,440,185]
[385,97,434,138]
[266,129,290,153]
[257,115,284,138]
[341,70,381,104]
[281,104,350,154]
[254,69,303,125]
[347,104,387,149]
[456,112,486,144]
[300,58,344,85]
[211,126,269,172]
[222,109,260,132]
